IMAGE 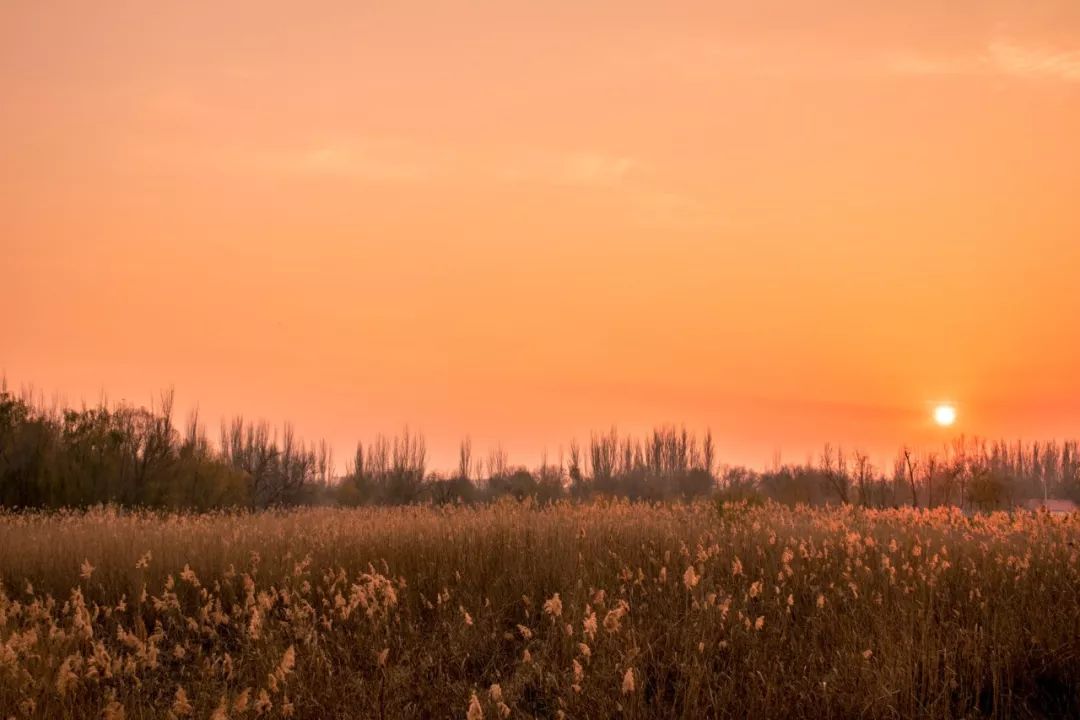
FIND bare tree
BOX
[820,443,850,504]
[487,443,508,482]
[923,452,940,508]
[853,450,872,506]
[567,439,585,495]
[702,429,716,479]
[902,447,919,508]
[457,437,473,482]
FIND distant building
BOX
[1021,498,1079,515]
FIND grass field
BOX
[1,501,1078,719]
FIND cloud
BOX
[496,150,637,188]
[560,153,637,187]
[988,42,1080,81]
[884,53,982,77]
[887,42,1080,82]
[134,129,726,231]
[492,150,730,229]
[258,142,639,189]
[624,189,731,232]
[259,139,453,182]
[607,41,867,81]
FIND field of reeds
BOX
[1,502,1078,719]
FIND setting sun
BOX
[934,404,958,427]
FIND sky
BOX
[3,1,1080,472]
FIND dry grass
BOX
[1,501,1078,719]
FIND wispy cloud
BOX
[607,41,868,81]
[496,150,637,188]
[130,129,727,230]
[625,190,730,232]
[887,42,1080,82]
[885,53,981,78]
[493,150,728,230]
[255,141,639,189]
[560,153,638,187]
[258,139,454,182]
[988,42,1080,81]
[617,36,1080,85]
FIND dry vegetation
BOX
[1,502,1079,719]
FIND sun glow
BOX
[933,404,957,427]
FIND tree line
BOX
[1,385,1077,509]
[722,440,1080,510]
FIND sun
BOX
[933,404,957,427]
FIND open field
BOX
[1,502,1079,719]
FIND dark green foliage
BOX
[0,389,328,509]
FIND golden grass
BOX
[1,501,1078,719]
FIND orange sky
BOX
[4,1,1080,471]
